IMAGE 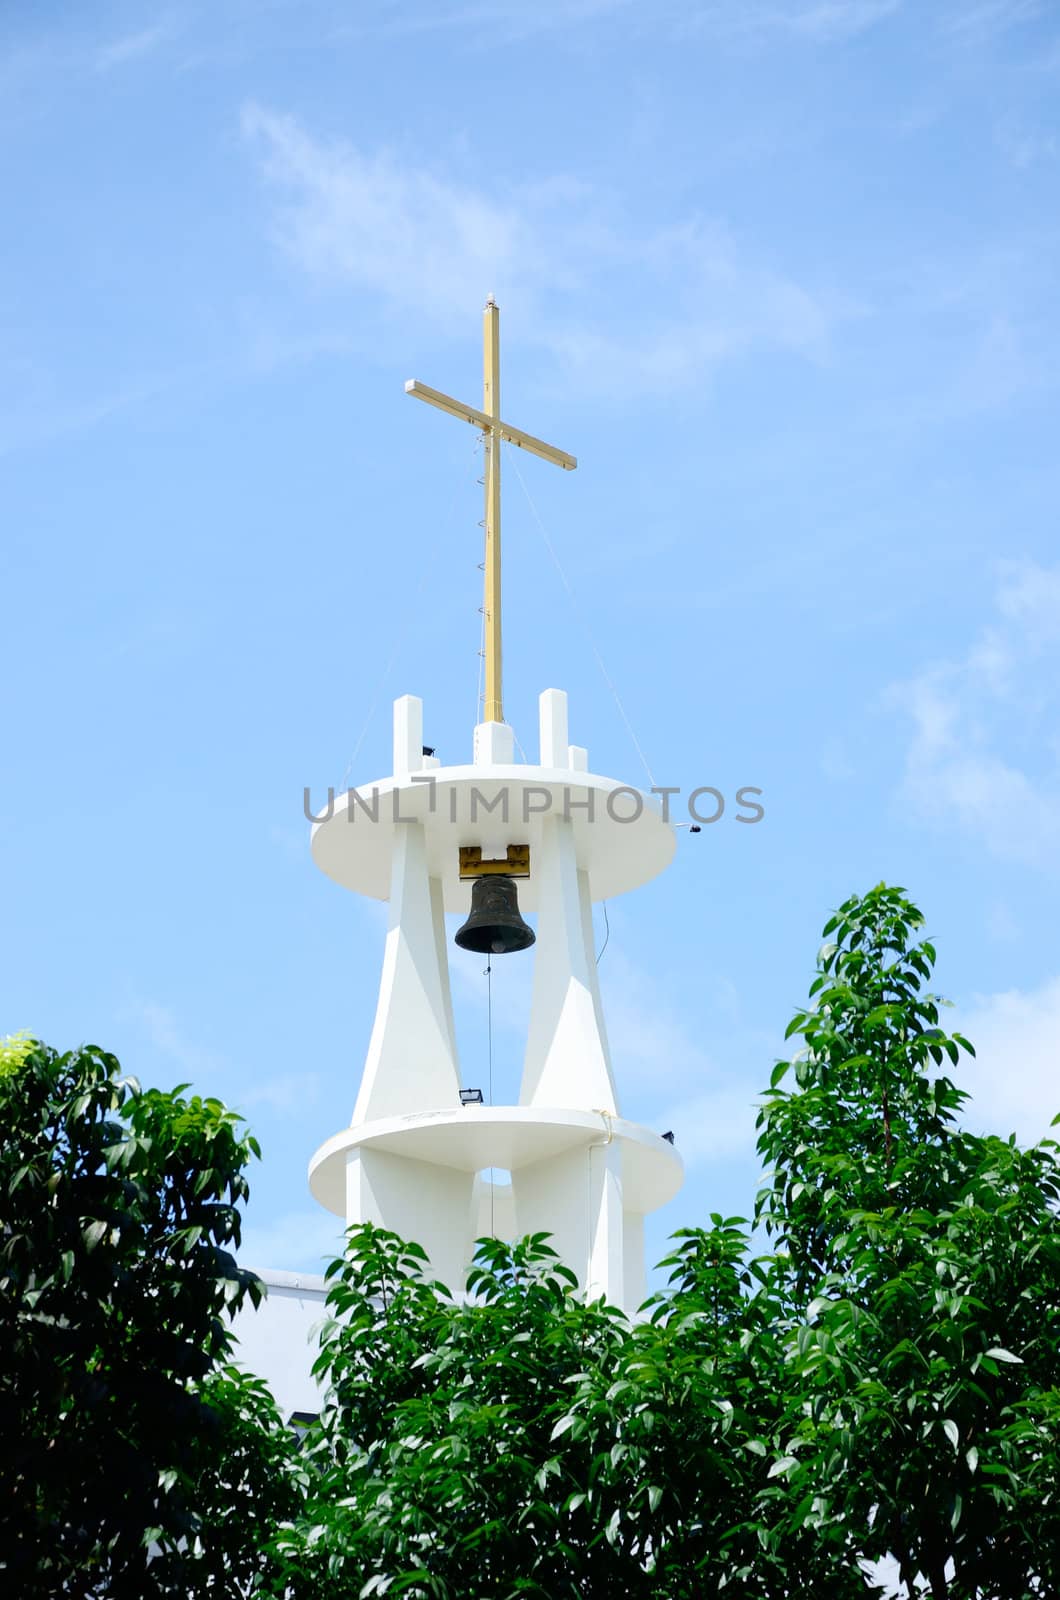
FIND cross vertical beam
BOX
[405,300,576,729]
[483,298,503,722]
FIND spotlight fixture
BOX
[459,1088,484,1106]
[422,745,436,757]
[661,1130,675,1145]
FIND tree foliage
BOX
[272,887,1060,1599]
[0,1037,300,1597]
[5,885,1059,1598]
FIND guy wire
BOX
[596,900,611,965]
[507,446,657,790]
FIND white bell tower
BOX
[308,304,682,1314]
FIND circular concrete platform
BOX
[309,1105,683,1219]
[310,763,675,911]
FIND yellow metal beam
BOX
[483,299,503,722]
[404,381,577,471]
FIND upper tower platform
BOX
[311,690,675,912]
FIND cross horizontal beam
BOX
[405,379,577,471]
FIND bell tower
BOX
[308,303,682,1313]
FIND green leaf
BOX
[82,1219,108,1251]
[985,1347,1023,1364]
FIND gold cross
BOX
[405,298,576,725]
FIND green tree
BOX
[273,1221,872,1597]
[757,885,1060,1598]
[0,1037,301,1597]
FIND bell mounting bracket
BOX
[458,844,531,880]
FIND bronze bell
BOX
[454,874,536,955]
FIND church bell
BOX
[454,874,536,955]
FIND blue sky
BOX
[3,0,1060,1281]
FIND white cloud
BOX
[600,953,762,1163]
[995,115,1059,170]
[126,998,229,1079]
[955,974,1060,1145]
[241,103,557,320]
[123,998,321,1119]
[652,1084,762,1164]
[941,0,1043,40]
[241,103,838,391]
[602,953,718,1093]
[0,372,167,459]
[237,1071,322,1113]
[95,22,172,71]
[774,0,902,38]
[996,559,1060,641]
[375,0,637,37]
[891,562,1060,869]
[371,0,901,43]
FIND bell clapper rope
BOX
[485,956,495,1236]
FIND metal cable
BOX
[486,956,495,1237]
[507,446,657,790]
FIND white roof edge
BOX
[244,1265,330,1294]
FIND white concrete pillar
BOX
[539,688,569,767]
[586,1135,624,1305]
[346,1148,476,1295]
[511,1145,590,1290]
[622,1211,646,1314]
[353,820,462,1123]
[578,864,612,1087]
[520,813,618,1112]
[510,1133,625,1309]
[430,873,458,1067]
[474,721,514,765]
[393,695,424,779]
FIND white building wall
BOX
[232,1268,328,1421]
